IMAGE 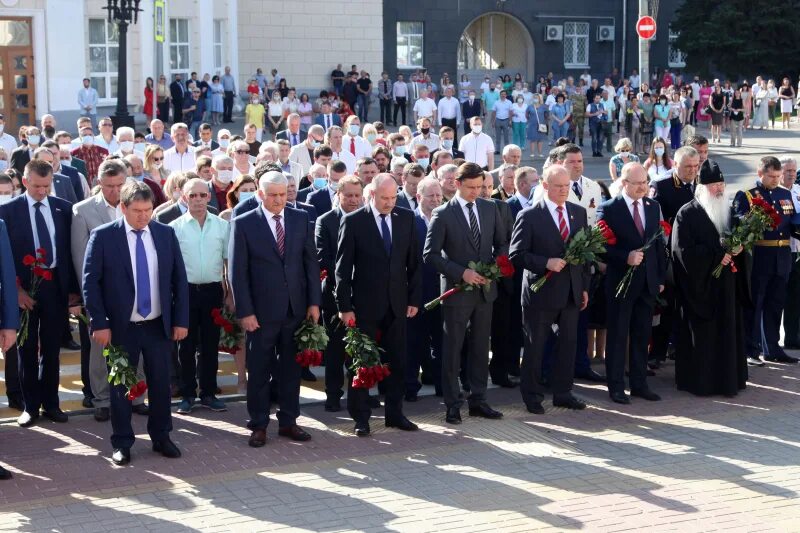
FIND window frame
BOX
[396,21,424,69]
[87,18,119,103]
[169,18,191,80]
[667,30,687,68]
[213,19,225,72]
[563,21,590,69]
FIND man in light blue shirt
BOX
[221,66,237,123]
[78,78,99,130]
[169,177,230,415]
[492,91,513,154]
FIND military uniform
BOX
[733,182,800,362]
[569,92,588,146]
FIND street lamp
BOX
[104,0,142,129]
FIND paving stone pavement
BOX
[2,357,800,532]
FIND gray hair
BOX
[674,146,699,165]
[390,157,407,172]
[98,159,127,181]
[170,122,189,135]
[779,156,797,167]
[417,176,441,196]
[32,147,53,159]
[308,124,324,137]
[542,164,569,184]
[182,177,208,194]
[308,163,327,177]
[438,163,458,177]
[212,154,234,168]
[502,144,521,157]
[258,171,288,190]
[116,126,135,140]
[120,180,154,206]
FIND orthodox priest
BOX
[671,161,748,396]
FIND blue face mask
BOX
[313,177,327,189]
[416,157,429,168]
[441,139,453,150]
[134,142,146,153]
[238,191,256,203]
[132,174,144,182]
[393,145,406,156]
[27,135,41,145]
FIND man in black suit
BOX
[10,126,41,173]
[170,74,186,123]
[276,114,308,146]
[430,126,465,161]
[336,174,422,436]
[192,123,220,152]
[308,160,346,216]
[510,165,590,413]
[423,162,508,424]
[315,176,364,411]
[597,162,666,404]
[461,89,483,136]
[42,141,84,202]
[32,145,78,204]
[0,160,79,427]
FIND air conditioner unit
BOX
[597,25,615,42]
[545,25,563,42]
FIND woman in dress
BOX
[740,82,752,129]
[721,80,734,133]
[549,93,571,140]
[643,137,673,182]
[143,77,155,122]
[526,93,549,158]
[458,74,471,103]
[766,79,779,128]
[708,85,725,143]
[653,94,672,142]
[752,80,770,130]
[208,75,224,125]
[695,80,712,125]
[502,74,513,92]
[778,77,796,129]
[624,95,644,155]
[608,137,640,183]
[156,74,170,123]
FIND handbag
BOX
[703,105,712,115]
[534,107,547,133]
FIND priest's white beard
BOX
[696,184,730,235]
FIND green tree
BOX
[672,0,800,80]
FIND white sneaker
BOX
[747,356,766,367]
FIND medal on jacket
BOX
[589,198,596,209]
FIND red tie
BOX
[557,206,568,241]
[350,137,356,156]
[632,200,645,238]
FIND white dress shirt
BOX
[163,145,197,173]
[263,206,285,243]
[94,135,120,153]
[413,97,437,119]
[513,191,531,209]
[416,207,431,227]
[25,193,57,267]
[392,81,408,98]
[410,133,440,153]
[104,197,121,221]
[458,132,495,168]
[622,191,646,229]
[455,194,480,232]
[124,220,161,321]
[437,96,462,125]
[371,202,392,238]
[331,149,357,174]
[543,196,570,234]
[341,135,372,160]
[0,132,18,156]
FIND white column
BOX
[227,0,239,93]
[139,0,155,87]
[197,0,214,74]
[44,0,84,112]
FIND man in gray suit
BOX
[423,162,509,424]
[71,160,147,421]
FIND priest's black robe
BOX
[671,199,748,396]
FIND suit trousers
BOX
[393,98,407,125]
[173,101,183,124]
[223,91,234,122]
[605,272,655,394]
[18,277,65,413]
[521,303,579,406]
[380,98,393,124]
[78,317,92,398]
[441,300,493,409]
[489,285,515,381]
[347,309,407,424]
[406,306,443,395]
[3,344,21,399]
[111,318,173,450]
[323,305,346,403]
[246,314,304,430]
[649,284,676,361]
[89,332,145,408]
[178,283,224,400]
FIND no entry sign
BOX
[636,16,657,40]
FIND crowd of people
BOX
[0,64,799,480]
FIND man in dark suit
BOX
[0,219,19,480]
[307,160,346,216]
[315,176,364,412]
[336,174,422,436]
[192,123,220,152]
[83,181,189,464]
[10,126,41,173]
[229,171,321,447]
[42,141,84,202]
[461,90,483,136]
[0,160,79,427]
[170,74,186,123]
[276,114,308,146]
[597,162,666,404]
[31,147,78,204]
[510,165,590,414]
[233,169,317,225]
[423,162,508,424]
[314,101,342,130]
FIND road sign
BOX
[636,16,657,40]
[154,0,165,42]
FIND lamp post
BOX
[105,0,142,130]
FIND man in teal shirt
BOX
[482,82,500,129]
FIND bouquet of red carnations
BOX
[342,318,390,389]
[712,196,780,278]
[212,307,243,354]
[424,255,515,310]
[17,248,52,347]
[294,319,328,367]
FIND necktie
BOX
[380,214,392,255]
[466,202,481,249]
[133,230,151,318]
[273,215,285,257]
[33,202,54,268]
[556,206,569,241]
[632,200,645,238]
[325,115,330,129]
[350,137,356,156]
[572,181,583,200]
[292,134,298,146]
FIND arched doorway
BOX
[457,13,534,88]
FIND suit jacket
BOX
[423,196,508,306]
[277,129,308,145]
[154,203,219,225]
[52,172,78,204]
[335,205,422,319]
[170,80,185,105]
[315,207,343,312]
[82,219,189,339]
[66,157,88,179]
[192,139,220,151]
[509,200,590,310]
[0,220,20,330]
[462,99,482,121]
[288,143,314,174]
[493,199,515,294]
[414,213,440,303]
[506,195,527,221]
[297,186,314,204]
[232,196,317,224]
[307,187,334,215]
[596,195,666,297]
[10,145,31,174]
[430,148,465,161]
[56,164,85,202]
[395,189,418,212]
[650,175,695,224]
[0,194,77,299]
[491,186,513,202]
[533,175,604,224]
[229,205,321,322]
[71,194,117,289]
[314,114,342,129]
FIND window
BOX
[88,19,118,100]
[563,22,590,68]
[213,20,224,72]
[397,22,423,69]
[169,18,190,79]
[668,31,686,68]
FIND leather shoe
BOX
[468,403,503,419]
[301,367,317,381]
[61,339,81,350]
[526,402,545,415]
[354,421,371,437]
[152,438,181,458]
[404,392,418,402]
[491,377,518,388]
[278,425,312,441]
[575,369,606,383]
[132,403,150,416]
[386,416,418,431]
[81,396,94,408]
[367,396,381,408]
[248,429,267,448]
[42,408,68,423]
[610,391,631,404]
[0,465,12,480]
[445,406,462,424]
[631,389,661,401]
[765,353,799,364]
[553,395,587,410]
[324,400,342,412]
[17,411,38,427]
[94,407,110,422]
[111,448,130,465]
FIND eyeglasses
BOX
[235,150,249,154]
[152,157,163,161]
[188,192,209,199]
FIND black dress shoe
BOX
[94,407,110,422]
[445,406,462,424]
[468,403,503,419]
[491,377,518,388]
[575,369,606,383]
[248,429,267,448]
[17,411,38,427]
[765,354,799,364]
[647,359,661,370]
[42,408,68,423]
[0,465,12,480]
[301,367,317,381]
[354,421,371,437]
[526,402,545,415]
[324,400,342,412]
[7,394,24,411]
[278,425,312,441]
[152,438,181,458]
[367,396,381,408]
[631,389,661,401]
[553,395,587,410]
[112,448,131,465]
[539,376,551,388]
[386,416,418,431]
[610,391,631,404]
[461,382,471,393]
[404,392,418,402]
[82,396,94,408]
[61,339,81,350]
[132,403,150,416]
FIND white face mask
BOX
[120,141,134,153]
[216,169,234,184]
[219,139,230,149]
[0,160,7,172]
[0,194,12,205]
[348,124,360,136]
[134,142,146,153]
[154,161,163,170]
[472,125,482,134]
[82,135,94,146]
[172,190,181,201]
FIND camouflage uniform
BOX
[569,92,588,145]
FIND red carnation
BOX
[211,308,221,318]
[375,329,382,343]
[35,248,46,258]
[22,255,35,266]
[346,318,356,327]
[223,323,234,334]
[32,266,44,278]
[320,269,328,282]
[659,220,672,237]
[42,270,53,281]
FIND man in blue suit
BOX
[307,160,346,216]
[229,171,321,447]
[31,148,78,204]
[596,163,666,404]
[0,160,79,428]
[0,219,20,480]
[314,101,342,130]
[82,181,189,465]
